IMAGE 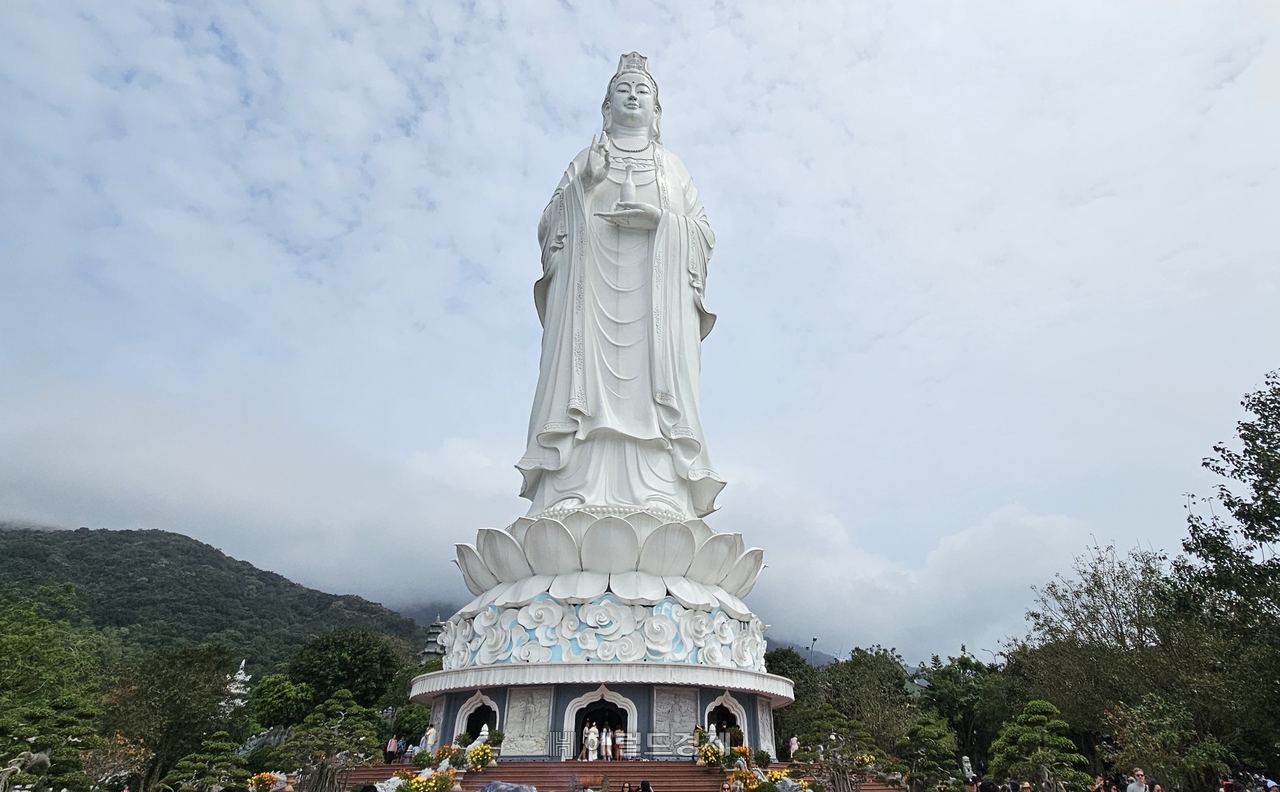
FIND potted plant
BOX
[466,743,494,772]
[488,729,505,758]
[698,743,722,767]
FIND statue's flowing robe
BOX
[517,143,725,518]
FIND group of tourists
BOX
[383,726,438,765]
[578,720,628,761]
[961,766,1270,792]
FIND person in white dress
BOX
[601,725,613,761]
[587,723,600,761]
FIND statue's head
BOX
[602,51,661,141]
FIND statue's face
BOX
[608,74,656,129]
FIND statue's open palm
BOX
[596,201,661,230]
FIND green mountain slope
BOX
[0,525,431,671]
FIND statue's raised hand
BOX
[595,201,662,230]
[580,133,611,192]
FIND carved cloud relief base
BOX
[439,593,767,672]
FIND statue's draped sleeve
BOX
[650,147,721,515]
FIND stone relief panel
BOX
[756,696,777,760]
[503,686,553,756]
[652,686,700,758]
[429,696,445,742]
[438,593,767,672]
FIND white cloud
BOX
[1,0,1277,657]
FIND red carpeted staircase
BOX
[342,762,900,792]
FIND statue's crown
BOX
[615,51,650,77]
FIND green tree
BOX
[987,701,1089,792]
[921,650,1009,771]
[793,704,878,791]
[765,647,824,760]
[894,714,961,792]
[274,690,379,792]
[1182,370,1280,622]
[1176,370,1280,772]
[1007,544,1189,764]
[249,675,315,729]
[287,629,402,708]
[101,645,243,792]
[0,592,104,792]
[1099,694,1229,792]
[160,731,248,792]
[825,646,915,753]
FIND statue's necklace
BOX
[610,138,651,153]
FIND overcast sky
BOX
[2,1,1278,662]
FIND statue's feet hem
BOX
[530,503,687,524]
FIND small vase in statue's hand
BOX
[619,164,636,204]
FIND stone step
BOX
[458,761,738,792]
[343,761,901,792]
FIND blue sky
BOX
[2,0,1278,661]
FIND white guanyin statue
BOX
[439,54,771,675]
[516,51,724,521]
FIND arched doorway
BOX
[465,704,497,741]
[708,704,739,747]
[575,700,627,758]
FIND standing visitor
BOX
[580,720,590,760]
[601,722,613,761]
[615,725,625,760]
[385,735,398,764]
[1127,770,1148,792]
[587,721,600,761]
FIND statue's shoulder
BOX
[656,145,694,181]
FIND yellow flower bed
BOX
[766,770,809,790]
[248,773,277,792]
[467,743,494,769]
[403,769,456,792]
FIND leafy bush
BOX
[754,749,773,768]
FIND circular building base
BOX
[410,664,794,761]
